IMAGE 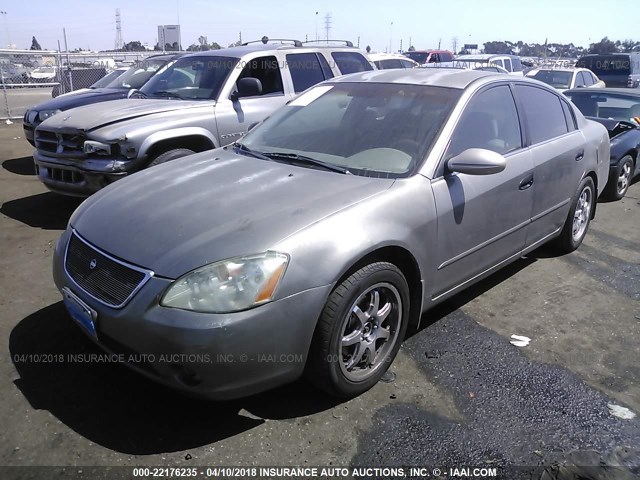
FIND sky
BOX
[0,0,637,53]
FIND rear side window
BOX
[583,72,595,86]
[575,72,586,87]
[511,57,523,72]
[378,59,404,70]
[503,58,512,72]
[286,53,329,93]
[331,52,374,74]
[401,60,416,69]
[515,85,568,144]
[440,52,453,62]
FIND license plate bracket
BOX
[62,287,98,340]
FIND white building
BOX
[157,25,181,50]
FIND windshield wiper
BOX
[262,152,351,174]
[233,142,271,160]
[152,90,183,100]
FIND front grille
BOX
[65,232,151,308]
[45,166,84,184]
[36,129,86,158]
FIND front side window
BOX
[331,52,374,74]
[445,85,522,160]
[515,85,568,144]
[240,83,461,178]
[504,58,512,72]
[236,55,284,96]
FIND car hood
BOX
[30,88,129,113]
[39,98,211,132]
[70,148,395,278]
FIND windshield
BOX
[240,82,461,178]
[141,56,238,100]
[530,70,573,89]
[576,55,631,76]
[565,92,640,121]
[106,58,168,89]
[91,69,126,88]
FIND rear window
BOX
[576,55,631,76]
[331,52,373,74]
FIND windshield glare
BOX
[91,69,125,88]
[141,56,238,100]
[531,70,573,89]
[241,83,461,178]
[107,59,168,90]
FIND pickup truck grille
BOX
[65,231,152,308]
[36,129,86,158]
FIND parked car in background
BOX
[565,88,640,199]
[53,69,608,400]
[368,53,418,69]
[403,49,454,65]
[33,39,373,196]
[53,67,129,98]
[29,66,58,83]
[424,61,509,74]
[23,54,181,145]
[526,67,605,91]
[454,54,525,76]
[576,53,640,88]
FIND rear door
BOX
[513,84,586,248]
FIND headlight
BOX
[160,252,289,313]
[37,109,61,121]
[83,140,112,155]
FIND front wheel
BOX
[603,155,634,201]
[554,176,595,253]
[305,262,410,398]
[148,148,196,168]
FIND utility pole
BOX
[315,11,319,42]
[451,36,458,54]
[63,28,73,91]
[438,38,441,49]
[0,11,10,48]
[115,9,123,51]
[324,13,332,43]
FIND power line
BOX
[115,9,123,50]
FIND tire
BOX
[305,262,410,398]
[148,148,196,168]
[554,176,595,253]
[603,155,634,201]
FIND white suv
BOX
[454,54,524,76]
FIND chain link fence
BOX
[0,49,161,120]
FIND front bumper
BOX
[53,229,331,400]
[23,121,36,146]
[34,151,130,197]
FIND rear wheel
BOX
[148,148,196,167]
[603,155,634,201]
[306,262,410,398]
[554,176,595,253]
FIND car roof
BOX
[178,43,361,59]
[368,53,417,61]
[328,68,511,89]
[408,49,451,53]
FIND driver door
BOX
[431,84,534,299]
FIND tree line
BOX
[479,37,640,57]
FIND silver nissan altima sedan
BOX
[53,69,610,399]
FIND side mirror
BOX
[232,77,263,100]
[446,148,506,175]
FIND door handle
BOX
[575,150,584,161]
[519,173,534,190]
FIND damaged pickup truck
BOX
[32,40,373,196]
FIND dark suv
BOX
[23,53,182,145]
[576,53,640,88]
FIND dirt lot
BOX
[0,122,639,478]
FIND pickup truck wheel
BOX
[603,155,634,201]
[305,262,409,398]
[148,148,196,167]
